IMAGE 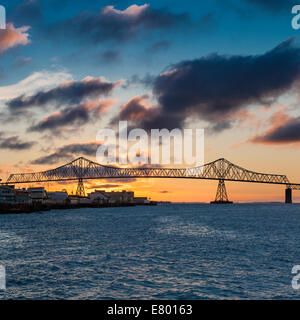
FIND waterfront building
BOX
[0,185,16,204]
[28,187,47,203]
[105,190,135,204]
[134,197,150,204]
[88,190,110,204]
[68,195,92,204]
[46,191,69,205]
[15,188,32,204]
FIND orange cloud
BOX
[0,23,30,53]
[29,98,116,133]
[114,95,155,123]
[249,110,299,145]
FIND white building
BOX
[28,187,47,202]
[88,190,110,204]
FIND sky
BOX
[1,0,300,202]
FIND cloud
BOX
[0,23,30,53]
[0,134,35,150]
[101,178,137,183]
[147,40,171,53]
[31,152,71,165]
[250,111,300,144]
[98,49,122,63]
[32,141,102,165]
[121,38,300,131]
[0,70,73,101]
[87,184,122,189]
[29,99,115,132]
[7,76,122,112]
[50,4,191,44]
[122,73,155,89]
[198,12,216,28]
[208,120,233,133]
[245,0,294,12]
[112,95,155,124]
[10,0,43,25]
[220,0,293,16]
[12,57,32,68]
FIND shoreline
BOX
[0,201,158,215]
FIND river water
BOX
[0,203,300,299]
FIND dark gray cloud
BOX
[147,40,171,53]
[31,152,71,165]
[32,142,101,164]
[98,49,122,63]
[252,117,300,144]
[0,135,35,150]
[245,0,295,12]
[198,12,216,30]
[29,99,111,132]
[112,95,152,123]
[61,142,101,156]
[220,0,295,16]
[29,105,89,132]
[119,38,300,132]
[10,0,43,25]
[111,95,168,131]
[7,77,120,112]
[49,4,191,44]
[208,120,233,133]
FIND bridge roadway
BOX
[1,157,300,203]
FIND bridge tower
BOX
[76,178,86,197]
[211,179,233,204]
[285,187,292,204]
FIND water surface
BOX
[0,204,300,299]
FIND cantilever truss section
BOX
[3,157,300,187]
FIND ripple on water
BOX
[0,231,24,249]
[154,215,237,239]
[0,204,300,299]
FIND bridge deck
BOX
[1,157,300,188]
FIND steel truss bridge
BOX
[2,157,300,203]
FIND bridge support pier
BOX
[211,179,233,204]
[285,187,292,204]
[76,178,86,197]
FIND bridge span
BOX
[2,157,300,203]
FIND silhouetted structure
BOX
[3,157,300,203]
[285,188,292,204]
[211,179,233,204]
[76,178,86,197]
